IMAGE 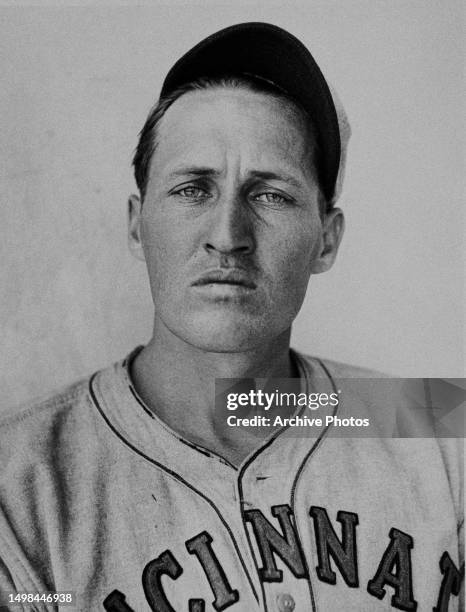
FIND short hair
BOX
[132,74,328,212]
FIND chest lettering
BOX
[103,504,463,611]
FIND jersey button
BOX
[276,593,295,611]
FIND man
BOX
[0,23,463,612]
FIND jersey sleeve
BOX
[437,436,464,609]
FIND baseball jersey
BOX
[0,348,463,611]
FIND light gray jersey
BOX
[0,350,463,611]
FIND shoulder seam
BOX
[0,378,91,431]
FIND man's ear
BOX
[128,194,146,262]
[310,207,345,274]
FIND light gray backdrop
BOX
[1,1,464,408]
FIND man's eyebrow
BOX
[167,167,221,180]
[248,171,303,189]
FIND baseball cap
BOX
[161,22,351,205]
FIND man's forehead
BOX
[159,87,311,134]
[152,87,316,171]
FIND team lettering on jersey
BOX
[103,504,464,612]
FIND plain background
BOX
[1,1,464,408]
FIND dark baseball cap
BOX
[160,22,349,204]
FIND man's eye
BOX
[175,186,208,199]
[253,192,290,205]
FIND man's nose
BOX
[203,193,255,256]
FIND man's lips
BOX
[191,269,257,289]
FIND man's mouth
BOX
[192,269,257,289]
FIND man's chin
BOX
[175,312,272,353]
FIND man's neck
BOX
[129,322,297,465]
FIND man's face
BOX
[129,87,343,352]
